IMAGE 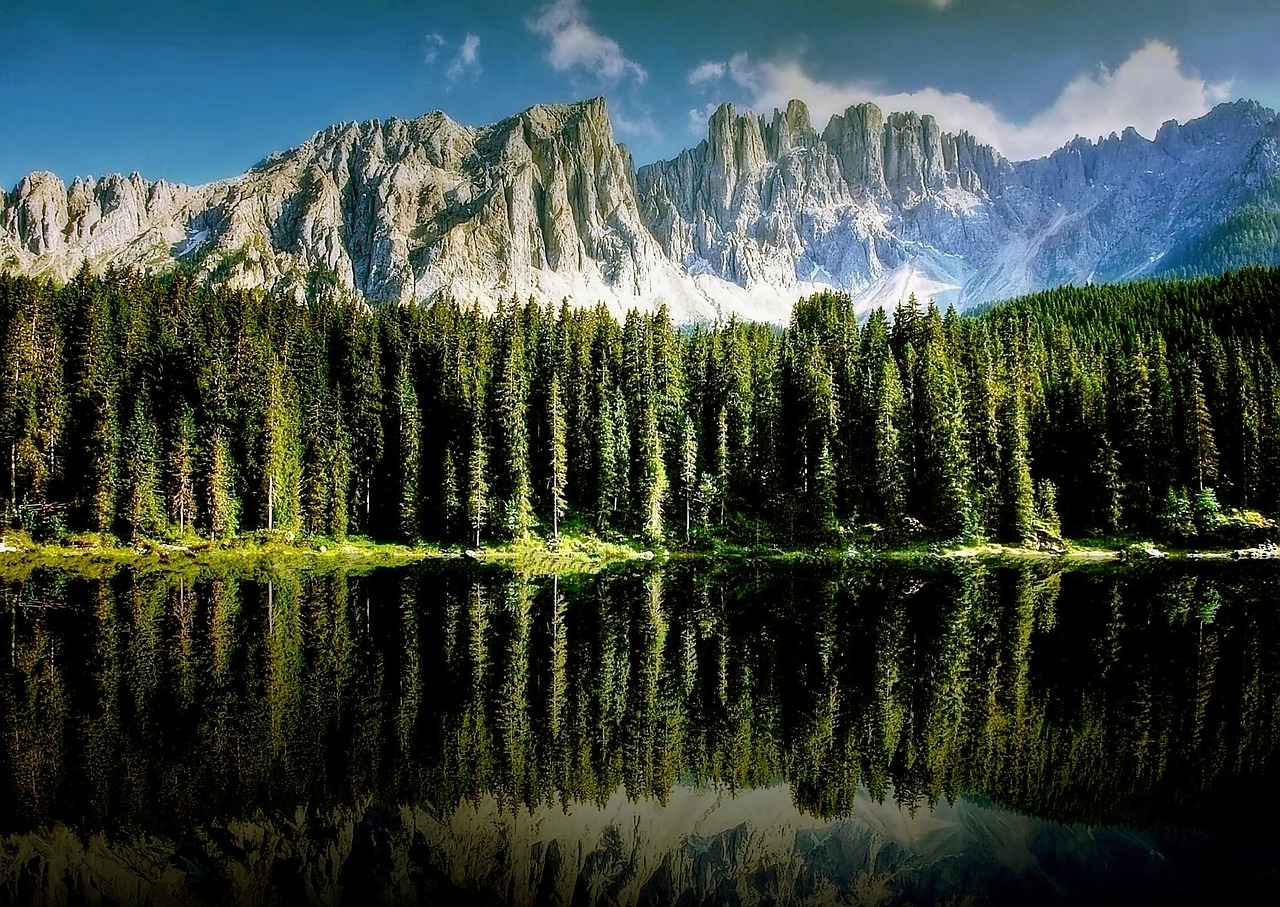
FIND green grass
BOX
[0,530,440,582]
[463,533,659,575]
[3,524,1276,583]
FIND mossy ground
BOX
[1,526,1273,582]
[464,533,658,575]
[0,530,438,581]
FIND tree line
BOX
[3,264,1280,546]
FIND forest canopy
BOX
[3,265,1280,548]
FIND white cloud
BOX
[703,41,1231,161]
[447,34,482,83]
[612,103,661,140]
[687,61,726,87]
[423,33,446,65]
[528,0,647,86]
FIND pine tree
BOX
[258,359,301,532]
[0,276,59,519]
[679,413,698,541]
[64,267,120,533]
[1116,349,1155,523]
[996,387,1035,542]
[467,416,488,548]
[605,386,631,528]
[1232,352,1261,507]
[870,357,907,534]
[962,335,1002,533]
[638,398,667,542]
[548,374,567,539]
[203,429,237,539]
[908,331,975,539]
[813,436,838,538]
[395,364,422,540]
[327,430,351,542]
[333,305,384,533]
[167,405,197,536]
[713,406,729,526]
[491,312,533,537]
[119,397,163,541]
[1184,359,1219,492]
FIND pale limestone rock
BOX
[1,96,1277,322]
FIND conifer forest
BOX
[3,265,1280,549]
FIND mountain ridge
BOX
[2,95,1277,321]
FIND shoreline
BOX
[1,530,1275,579]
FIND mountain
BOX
[0,99,716,319]
[3,96,1278,321]
[2,787,1251,905]
[637,97,1280,312]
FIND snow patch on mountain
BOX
[1,96,1277,322]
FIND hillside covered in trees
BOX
[3,266,1280,549]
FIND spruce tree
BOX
[394,364,422,540]
[870,357,908,534]
[548,374,567,539]
[996,387,1035,542]
[1183,359,1219,492]
[203,429,237,539]
[679,413,698,541]
[119,397,163,541]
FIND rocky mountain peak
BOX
[1,96,1277,322]
[767,99,818,155]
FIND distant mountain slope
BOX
[638,98,1280,313]
[1153,176,1280,276]
[2,96,1278,321]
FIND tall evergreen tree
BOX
[996,387,1035,542]
[118,396,163,541]
[547,374,567,539]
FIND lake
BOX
[2,559,1279,905]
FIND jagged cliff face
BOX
[989,100,1280,296]
[637,97,1280,312]
[2,96,1278,321]
[636,100,1014,311]
[0,170,208,273]
[0,98,713,319]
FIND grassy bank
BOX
[2,528,1274,581]
[463,534,657,574]
[0,531,438,581]
[0,529,661,580]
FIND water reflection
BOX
[2,560,1279,903]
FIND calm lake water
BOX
[2,559,1279,905]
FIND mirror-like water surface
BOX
[2,560,1279,905]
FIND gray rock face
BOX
[0,98,710,318]
[636,99,1022,311]
[2,96,1278,321]
[638,98,1280,314]
[2,170,207,270]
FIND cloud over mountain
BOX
[529,0,647,86]
[691,41,1232,161]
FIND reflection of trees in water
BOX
[2,562,1279,837]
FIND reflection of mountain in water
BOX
[2,560,1279,904]
[3,786,1267,905]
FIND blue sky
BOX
[1,0,1277,188]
